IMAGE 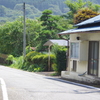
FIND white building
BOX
[59,15,100,84]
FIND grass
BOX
[50,72,60,76]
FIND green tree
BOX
[0,18,42,56]
[87,1,100,12]
[25,19,42,48]
[40,9,72,33]
[40,10,57,30]
[64,0,100,24]
[37,9,71,51]
[36,10,58,51]
[0,18,23,56]
[65,0,86,14]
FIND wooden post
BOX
[48,45,51,71]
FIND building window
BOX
[71,42,79,59]
[88,41,99,76]
[73,60,77,71]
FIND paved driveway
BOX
[0,65,100,100]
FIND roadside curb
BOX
[44,76,100,90]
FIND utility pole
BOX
[23,2,26,57]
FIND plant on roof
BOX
[64,0,100,24]
[74,8,99,24]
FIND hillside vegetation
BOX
[0,0,99,22]
[0,0,67,22]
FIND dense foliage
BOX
[0,9,70,56]
[64,0,100,24]
[7,51,56,72]
[24,51,56,71]
[0,0,67,22]
[74,8,99,24]
[36,9,71,51]
[0,19,23,56]
[0,0,100,22]
[51,44,67,74]
[0,18,42,56]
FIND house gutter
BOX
[58,34,69,70]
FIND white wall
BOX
[70,32,100,41]
[69,32,100,77]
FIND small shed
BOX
[43,39,69,47]
[44,39,69,71]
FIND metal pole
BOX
[23,2,26,57]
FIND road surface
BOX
[0,65,100,100]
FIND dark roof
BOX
[75,15,100,27]
[58,26,100,35]
[58,15,100,35]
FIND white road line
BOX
[0,78,8,100]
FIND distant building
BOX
[44,39,69,71]
[30,47,36,51]
[43,39,69,47]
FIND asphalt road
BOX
[0,65,100,100]
[0,81,3,100]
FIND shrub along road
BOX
[0,65,100,100]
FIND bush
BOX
[25,51,41,62]
[30,53,56,71]
[7,55,24,69]
[33,64,44,72]
[24,51,56,71]
[52,63,57,71]
[51,44,67,74]
[7,51,56,72]
[74,8,99,24]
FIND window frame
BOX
[70,42,80,60]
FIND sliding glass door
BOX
[88,41,99,76]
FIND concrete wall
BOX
[61,71,100,84]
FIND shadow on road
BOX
[45,77,100,90]
[44,77,100,94]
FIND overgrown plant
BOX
[51,44,67,75]
[25,51,56,71]
[6,55,24,69]
[74,8,99,24]
[7,51,56,72]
